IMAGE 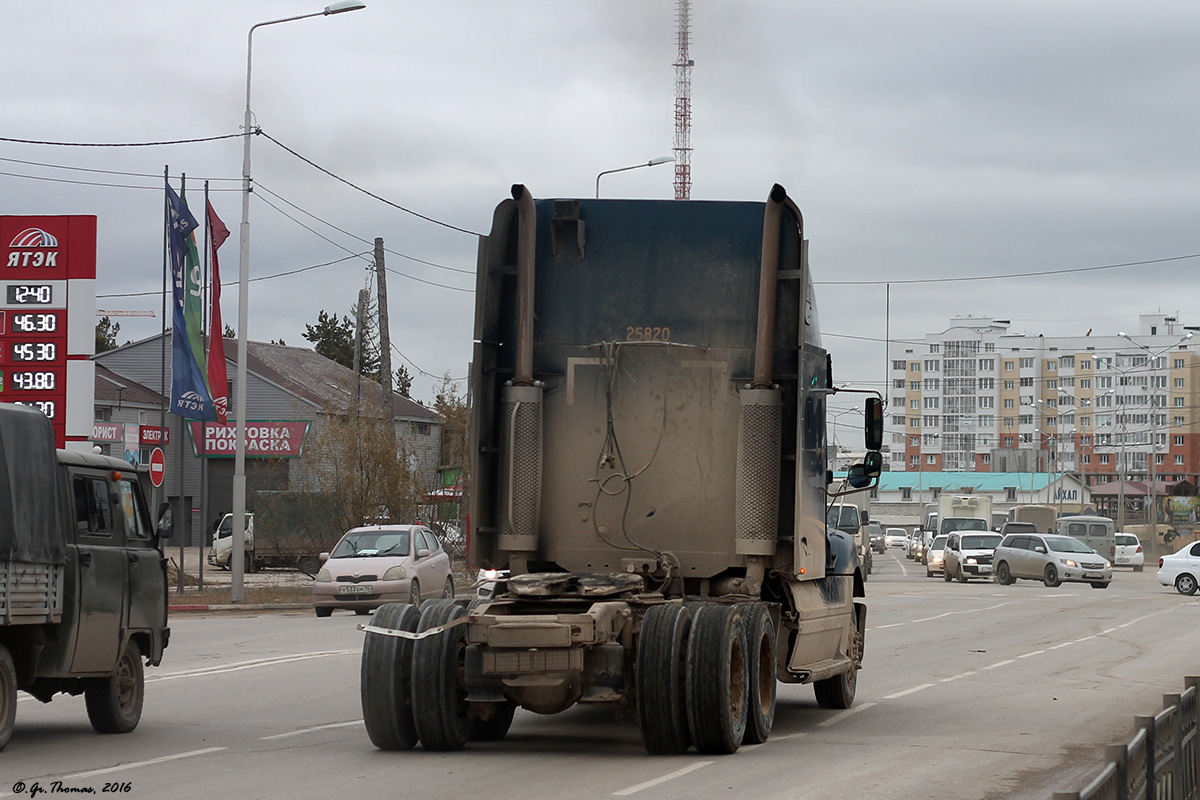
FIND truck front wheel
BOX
[814,608,860,710]
[85,640,144,734]
[361,602,421,750]
[0,644,16,751]
[739,603,776,745]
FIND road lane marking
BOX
[773,732,809,741]
[983,659,1015,670]
[873,623,906,629]
[882,685,931,700]
[613,762,713,795]
[940,671,976,682]
[0,748,227,797]
[1074,636,1098,643]
[817,701,877,726]
[1047,642,1074,650]
[1018,650,1044,659]
[261,720,364,740]
[147,650,358,682]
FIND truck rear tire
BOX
[0,644,15,752]
[85,639,144,734]
[361,602,421,751]
[739,603,776,745]
[685,604,748,755]
[411,600,470,751]
[297,556,320,574]
[814,607,860,710]
[637,603,693,754]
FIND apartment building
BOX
[887,314,1199,488]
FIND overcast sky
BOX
[3,1,1198,442]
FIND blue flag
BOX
[166,185,214,420]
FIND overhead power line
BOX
[816,252,1200,286]
[0,133,243,147]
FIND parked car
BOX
[993,533,1112,589]
[1113,533,1145,572]
[885,527,908,549]
[869,521,886,554]
[312,524,454,617]
[1157,540,1200,595]
[942,532,1003,582]
[925,534,949,578]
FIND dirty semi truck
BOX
[359,185,883,755]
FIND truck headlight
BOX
[383,566,408,581]
[315,568,331,583]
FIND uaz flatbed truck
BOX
[0,404,170,751]
[359,185,882,755]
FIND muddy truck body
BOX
[359,185,882,755]
[0,403,171,751]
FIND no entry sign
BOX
[149,446,165,487]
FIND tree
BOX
[394,364,413,398]
[302,306,380,378]
[224,323,235,339]
[95,316,120,353]
[433,374,470,472]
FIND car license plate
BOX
[978,565,992,573]
[1084,573,1103,580]
[339,584,372,595]
[1116,557,1128,564]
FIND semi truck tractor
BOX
[359,185,883,755]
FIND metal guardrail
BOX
[1053,677,1198,800]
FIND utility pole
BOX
[374,239,398,508]
[353,288,368,412]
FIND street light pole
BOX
[230,0,366,603]
[595,156,675,198]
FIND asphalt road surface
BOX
[5,551,1198,800]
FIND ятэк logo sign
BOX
[7,227,59,268]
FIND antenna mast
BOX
[673,0,693,200]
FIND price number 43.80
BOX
[11,371,56,391]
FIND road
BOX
[5,551,1198,800]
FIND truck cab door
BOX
[69,471,127,674]
[118,476,167,663]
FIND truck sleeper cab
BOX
[358,185,882,756]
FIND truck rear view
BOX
[360,185,882,755]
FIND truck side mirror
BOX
[156,503,174,540]
[846,452,883,488]
[864,397,884,452]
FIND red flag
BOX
[206,201,230,423]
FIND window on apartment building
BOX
[892,452,905,462]
[1004,417,1015,428]
[1081,416,1091,427]
[924,397,940,409]
[1156,454,1165,466]
[1004,380,1015,390]
[910,363,921,373]
[1043,398,1058,408]
[1175,378,1186,388]
[981,453,991,464]
[980,396,995,408]
[909,418,921,428]
[909,455,920,466]
[929,344,941,353]
[911,399,920,409]
[1006,488,1017,502]
[1046,361,1057,371]
[1081,360,1092,370]
[910,381,921,390]
[1003,398,1014,409]
[1004,361,1015,371]
[979,378,995,390]
[924,415,940,427]
[1047,379,1058,390]
[894,379,906,389]
[931,487,941,499]
[893,360,907,370]
[1097,376,1112,389]
[1020,377,1034,387]
[1175,358,1186,369]
[925,360,940,371]
[1176,416,1187,427]
[892,415,906,426]
[926,454,937,465]
[1100,454,1110,465]
[902,487,912,500]
[978,359,994,370]
[1082,454,1090,465]
[1175,397,1186,407]
[1019,414,1033,425]
[923,434,938,446]
[1020,358,1034,368]
[1061,356,1075,368]
[1080,379,1091,389]
[892,396,905,408]
[909,436,920,446]
[979,415,995,427]
[1003,436,1014,447]
[1176,454,1186,465]
[924,378,940,390]
[1020,432,1034,444]
[1175,435,1185,446]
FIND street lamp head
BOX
[647,155,676,166]
[325,0,366,14]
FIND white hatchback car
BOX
[1157,540,1200,595]
[312,524,454,617]
[1113,533,1145,572]
[884,528,908,549]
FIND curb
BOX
[169,603,311,613]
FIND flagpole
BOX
[199,181,211,593]
[177,174,187,596]
[159,167,169,526]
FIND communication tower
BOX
[673,0,693,200]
